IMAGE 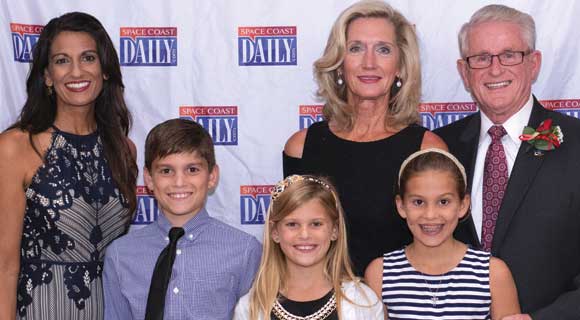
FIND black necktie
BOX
[145,227,185,320]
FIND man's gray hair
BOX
[458,4,536,58]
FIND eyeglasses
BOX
[465,50,531,69]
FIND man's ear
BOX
[457,59,471,92]
[528,50,542,82]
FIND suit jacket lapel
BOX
[492,98,548,255]
[457,112,481,247]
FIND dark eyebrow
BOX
[50,49,98,59]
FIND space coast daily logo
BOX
[133,186,160,225]
[419,102,478,130]
[541,99,580,119]
[10,23,42,62]
[120,27,177,66]
[238,26,297,66]
[299,105,324,129]
[240,185,274,224]
[179,106,238,145]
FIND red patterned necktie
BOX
[482,125,508,252]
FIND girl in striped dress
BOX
[364,148,520,319]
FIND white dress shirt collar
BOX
[479,94,534,145]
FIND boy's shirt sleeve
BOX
[103,241,134,320]
[238,237,262,297]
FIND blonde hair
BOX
[458,4,536,58]
[314,0,421,131]
[248,175,357,319]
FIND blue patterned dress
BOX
[17,128,130,319]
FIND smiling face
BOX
[44,31,105,112]
[458,21,541,124]
[396,169,470,249]
[272,199,338,274]
[144,152,219,227]
[342,17,400,106]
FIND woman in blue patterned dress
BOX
[0,12,138,320]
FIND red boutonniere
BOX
[519,118,564,151]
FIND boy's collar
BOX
[156,208,210,241]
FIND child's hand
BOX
[501,314,532,320]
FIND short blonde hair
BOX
[458,4,536,58]
[314,0,421,131]
[248,175,357,319]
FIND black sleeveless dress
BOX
[283,121,427,275]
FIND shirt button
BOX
[176,249,182,255]
[188,234,193,240]
[173,287,179,294]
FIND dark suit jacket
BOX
[434,97,580,319]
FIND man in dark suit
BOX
[435,5,580,320]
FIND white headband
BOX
[398,148,467,190]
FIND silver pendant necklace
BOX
[422,276,443,307]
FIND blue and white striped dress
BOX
[381,247,491,320]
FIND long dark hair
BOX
[9,12,138,214]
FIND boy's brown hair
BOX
[144,119,215,171]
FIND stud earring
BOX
[396,77,402,88]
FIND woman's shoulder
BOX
[0,128,35,161]
[0,127,27,145]
[0,128,54,183]
[284,121,329,158]
[284,128,308,158]
[421,130,448,150]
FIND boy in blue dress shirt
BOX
[103,118,262,320]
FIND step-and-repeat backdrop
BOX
[3,0,580,240]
